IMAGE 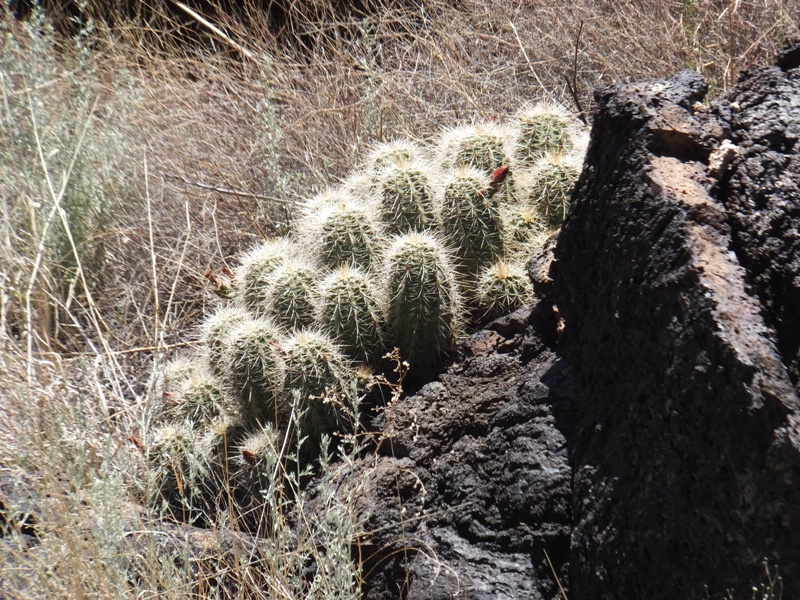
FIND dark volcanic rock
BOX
[354,306,575,600]
[550,63,800,599]
[718,61,800,390]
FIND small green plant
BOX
[317,266,386,365]
[382,231,463,371]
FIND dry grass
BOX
[0,1,797,598]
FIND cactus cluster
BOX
[145,101,586,525]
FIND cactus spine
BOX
[439,166,505,276]
[265,257,319,331]
[382,232,462,370]
[281,330,354,439]
[317,266,385,365]
[225,317,286,425]
[514,103,576,166]
[476,260,534,321]
[378,160,438,235]
[300,193,383,270]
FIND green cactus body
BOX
[477,260,534,321]
[501,205,548,260]
[265,258,319,331]
[382,232,462,370]
[440,166,505,276]
[201,415,246,472]
[379,160,437,235]
[367,140,423,174]
[528,156,580,228]
[302,195,383,270]
[439,124,511,174]
[225,317,286,425]
[178,369,230,427]
[150,355,202,424]
[281,330,354,439]
[147,424,208,515]
[237,238,299,315]
[201,305,250,379]
[317,266,385,365]
[514,103,576,167]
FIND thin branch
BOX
[162,171,296,205]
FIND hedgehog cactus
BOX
[439,166,505,276]
[300,194,383,270]
[438,124,511,175]
[264,257,319,331]
[147,423,208,516]
[527,155,580,227]
[477,260,534,321]
[201,305,250,379]
[382,232,462,370]
[177,368,230,427]
[236,238,299,313]
[514,103,576,166]
[501,205,548,260]
[281,330,354,439]
[367,139,423,174]
[378,160,438,235]
[225,317,286,425]
[230,425,281,517]
[317,266,385,365]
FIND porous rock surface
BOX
[546,50,800,598]
[352,305,574,600]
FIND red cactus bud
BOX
[491,164,510,187]
[204,269,220,287]
[221,264,234,278]
[241,449,256,464]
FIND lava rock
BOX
[350,306,575,600]
[550,61,800,599]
